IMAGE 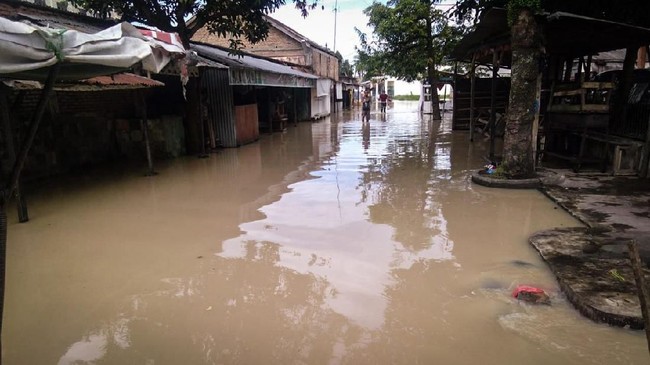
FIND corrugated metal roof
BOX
[191,43,318,80]
[450,7,650,66]
[0,1,114,33]
[194,54,229,69]
[4,72,164,91]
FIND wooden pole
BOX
[469,54,477,142]
[15,185,28,223]
[0,63,61,364]
[585,55,593,80]
[577,56,584,82]
[139,91,157,175]
[638,46,648,69]
[627,240,650,356]
[293,88,298,126]
[640,115,650,178]
[0,87,28,223]
[563,58,574,82]
[489,49,499,161]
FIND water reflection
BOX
[5,102,648,364]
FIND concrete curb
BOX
[471,171,542,189]
[529,227,644,329]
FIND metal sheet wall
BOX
[201,68,237,147]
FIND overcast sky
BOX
[271,0,457,63]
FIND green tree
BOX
[357,0,462,119]
[335,51,354,78]
[70,0,319,48]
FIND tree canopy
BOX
[70,0,319,47]
[355,0,463,82]
[334,51,355,78]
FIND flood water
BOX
[5,101,648,364]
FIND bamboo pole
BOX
[139,91,157,175]
[0,87,28,223]
[489,49,499,161]
[627,240,650,357]
[0,63,61,364]
[469,53,477,142]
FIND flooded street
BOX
[5,101,648,364]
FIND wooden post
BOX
[627,240,650,356]
[469,54,477,142]
[138,91,157,175]
[577,56,584,82]
[489,49,499,161]
[15,184,28,223]
[585,55,593,80]
[640,115,650,178]
[615,47,638,128]
[563,58,574,82]
[1,63,61,363]
[638,46,648,69]
[293,88,298,126]
[0,87,28,223]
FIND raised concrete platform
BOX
[471,169,562,189]
[531,172,650,328]
[530,227,646,328]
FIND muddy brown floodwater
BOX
[5,101,648,364]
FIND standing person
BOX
[379,91,389,113]
[362,90,371,122]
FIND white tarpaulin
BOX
[0,16,185,80]
[316,78,331,97]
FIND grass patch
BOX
[392,94,420,101]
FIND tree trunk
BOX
[502,8,541,179]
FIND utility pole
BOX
[333,0,338,52]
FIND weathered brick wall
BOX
[309,49,340,81]
[193,24,340,81]
[193,26,307,65]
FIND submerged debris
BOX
[512,285,551,305]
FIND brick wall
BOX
[193,26,307,65]
[192,24,340,81]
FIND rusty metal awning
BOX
[449,8,650,66]
[191,42,317,88]
[3,72,164,91]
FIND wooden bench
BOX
[582,132,644,175]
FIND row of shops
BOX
[0,0,355,185]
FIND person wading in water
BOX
[379,91,389,113]
[362,90,371,122]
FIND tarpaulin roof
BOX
[0,16,185,81]
[191,42,317,88]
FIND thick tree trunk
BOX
[502,8,541,179]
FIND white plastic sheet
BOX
[0,16,184,80]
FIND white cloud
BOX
[270,0,457,63]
